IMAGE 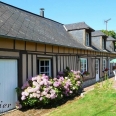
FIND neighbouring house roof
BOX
[107,36,116,41]
[0,1,94,50]
[92,30,107,37]
[64,22,95,31]
[91,42,107,52]
[106,36,116,52]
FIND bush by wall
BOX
[16,68,82,109]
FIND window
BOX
[103,59,106,70]
[111,42,114,51]
[102,38,105,49]
[39,59,51,76]
[85,33,90,46]
[114,42,116,51]
[80,58,87,73]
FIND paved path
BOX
[1,77,116,116]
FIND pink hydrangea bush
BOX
[17,74,63,108]
[16,69,82,108]
[62,70,82,96]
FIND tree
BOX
[102,30,116,39]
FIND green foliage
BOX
[95,73,113,94]
[15,87,22,96]
[63,66,71,77]
[102,30,116,39]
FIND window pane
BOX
[45,61,49,66]
[86,33,89,46]
[102,39,105,49]
[46,73,49,75]
[41,67,44,72]
[84,64,86,68]
[103,59,106,70]
[39,59,51,76]
[40,61,44,66]
[45,67,49,72]
[80,58,87,73]
[40,72,44,74]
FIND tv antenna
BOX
[104,18,111,31]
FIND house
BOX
[64,22,97,84]
[0,1,116,112]
[106,36,116,52]
[106,36,116,75]
[92,31,115,77]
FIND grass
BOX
[48,80,116,116]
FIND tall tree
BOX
[102,30,116,39]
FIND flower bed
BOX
[83,71,90,76]
[16,68,82,109]
[82,71,90,81]
[102,68,109,74]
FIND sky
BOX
[1,0,116,31]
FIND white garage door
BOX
[0,59,17,113]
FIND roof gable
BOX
[92,30,107,37]
[64,22,94,31]
[107,36,116,41]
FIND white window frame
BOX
[86,33,90,46]
[103,59,106,70]
[39,59,51,76]
[80,58,87,73]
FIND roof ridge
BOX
[65,22,85,25]
[0,1,63,25]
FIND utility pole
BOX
[104,18,111,31]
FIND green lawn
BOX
[48,82,116,116]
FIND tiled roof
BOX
[92,41,109,52]
[107,36,116,41]
[64,22,94,31]
[92,30,107,37]
[0,2,88,49]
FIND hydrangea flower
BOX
[21,95,26,100]
[16,101,22,109]
[18,69,82,108]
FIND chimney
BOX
[40,8,44,17]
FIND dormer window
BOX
[110,45,114,51]
[102,38,105,49]
[114,42,116,51]
[85,33,90,46]
[111,42,114,51]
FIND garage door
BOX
[0,59,17,113]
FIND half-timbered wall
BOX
[0,37,116,87]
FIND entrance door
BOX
[0,59,17,113]
[95,59,99,81]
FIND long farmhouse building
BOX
[0,1,116,112]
